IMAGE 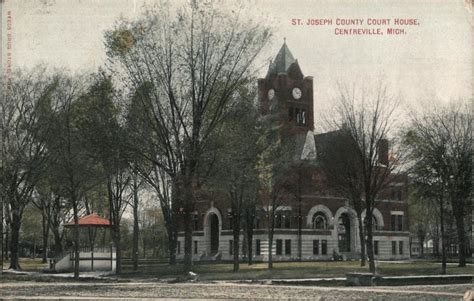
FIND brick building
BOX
[176,41,410,261]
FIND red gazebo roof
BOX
[64,213,112,227]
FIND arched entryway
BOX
[204,207,222,256]
[338,213,351,252]
[209,214,219,255]
[334,207,359,255]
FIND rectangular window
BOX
[399,241,403,255]
[177,241,181,254]
[276,239,282,255]
[391,214,404,231]
[256,239,261,255]
[285,239,291,255]
[255,217,260,230]
[229,216,233,230]
[313,240,319,255]
[276,214,282,229]
[397,215,403,231]
[374,241,379,255]
[392,241,397,255]
[284,215,291,228]
[193,215,199,230]
[194,241,198,254]
[229,240,233,255]
[322,240,327,255]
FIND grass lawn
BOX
[119,259,473,281]
[1,258,471,282]
[2,258,48,272]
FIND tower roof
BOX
[267,39,297,77]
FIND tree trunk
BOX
[232,212,240,272]
[183,209,193,272]
[365,209,376,274]
[52,227,63,257]
[245,209,254,265]
[182,174,194,273]
[439,196,447,275]
[453,207,467,267]
[72,199,80,279]
[357,213,366,266]
[132,176,140,271]
[114,225,122,275]
[8,209,22,270]
[41,210,50,263]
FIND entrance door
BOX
[210,214,219,254]
[338,213,351,252]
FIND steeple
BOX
[266,38,297,77]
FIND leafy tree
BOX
[77,75,131,275]
[44,73,98,279]
[1,67,56,270]
[206,86,260,272]
[105,1,272,271]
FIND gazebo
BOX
[53,213,116,273]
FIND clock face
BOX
[292,87,302,100]
[268,89,275,100]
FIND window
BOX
[294,108,307,126]
[397,215,403,231]
[256,239,261,255]
[276,239,283,255]
[374,241,379,255]
[177,241,181,254]
[313,240,319,255]
[372,216,380,231]
[285,240,291,255]
[229,240,233,255]
[392,241,397,255]
[322,240,327,255]
[399,241,403,255]
[391,214,403,231]
[194,241,198,254]
[193,215,199,230]
[255,217,260,229]
[284,215,291,228]
[313,213,327,230]
[229,216,233,229]
[276,214,282,228]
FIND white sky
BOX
[2,0,472,121]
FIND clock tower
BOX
[258,40,314,137]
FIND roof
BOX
[267,40,297,77]
[64,213,112,227]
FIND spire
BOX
[266,39,296,77]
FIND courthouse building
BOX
[176,42,410,261]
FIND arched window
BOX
[372,216,380,230]
[312,212,327,230]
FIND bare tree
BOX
[404,101,472,269]
[329,82,402,273]
[105,1,272,272]
[317,129,366,266]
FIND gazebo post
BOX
[110,241,113,270]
